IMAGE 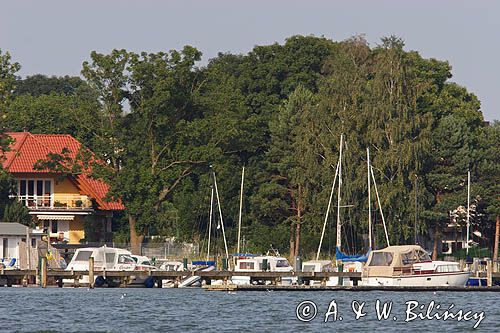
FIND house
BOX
[0,222,44,269]
[1,132,124,244]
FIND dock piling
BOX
[486,259,493,287]
[41,257,47,288]
[89,257,95,289]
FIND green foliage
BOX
[14,74,87,97]
[1,36,497,258]
[2,201,32,226]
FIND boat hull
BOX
[362,271,470,287]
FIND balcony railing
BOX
[10,195,93,210]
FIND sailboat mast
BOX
[237,166,245,254]
[206,186,214,263]
[336,134,343,249]
[367,148,372,249]
[466,170,471,255]
[212,171,229,259]
[316,160,339,260]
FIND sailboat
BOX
[304,135,385,286]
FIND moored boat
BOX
[362,245,470,287]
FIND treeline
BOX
[0,35,498,259]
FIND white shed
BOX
[0,222,43,269]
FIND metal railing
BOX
[10,194,93,210]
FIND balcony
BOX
[10,194,94,211]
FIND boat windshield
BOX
[303,264,317,272]
[118,255,135,264]
[74,250,93,262]
[239,261,255,270]
[369,252,393,266]
[402,250,431,265]
[276,259,290,268]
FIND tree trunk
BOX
[493,215,499,262]
[129,215,144,255]
[432,224,440,261]
[289,222,295,261]
[295,185,302,257]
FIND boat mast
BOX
[236,166,245,255]
[367,147,372,249]
[316,160,339,260]
[466,170,471,255]
[206,186,214,263]
[370,166,390,246]
[212,171,229,259]
[336,134,343,249]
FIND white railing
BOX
[10,195,93,210]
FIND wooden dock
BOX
[2,265,499,290]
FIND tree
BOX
[0,49,20,107]
[0,49,20,217]
[252,85,318,258]
[14,74,87,97]
[2,202,32,226]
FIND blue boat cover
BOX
[191,260,216,266]
[335,247,369,262]
[232,253,259,257]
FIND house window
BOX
[31,238,36,247]
[17,179,53,207]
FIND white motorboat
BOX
[361,245,470,287]
[64,246,156,287]
[233,255,295,285]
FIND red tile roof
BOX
[1,132,124,211]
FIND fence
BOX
[75,240,200,259]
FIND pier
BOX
[1,264,499,290]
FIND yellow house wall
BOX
[69,217,85,244]
[53,177,81,200]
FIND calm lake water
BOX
[0,288,498,332]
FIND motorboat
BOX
[233,255,295,285]
[361,245,470,287]
[64,246,156,287]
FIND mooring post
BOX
[89,257,95,289]
[338,262,344,286]
[486,259,492,287]
[295,256,302,285]
[222,258,228,271]
[41,257,47,288]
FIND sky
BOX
[1,0,499,120]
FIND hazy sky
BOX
[1,0,499,120]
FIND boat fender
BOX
[144,276,155,288]
[95,276,106,287]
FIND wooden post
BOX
[486,259,492,287]
[493,215,499,266]
[88,257,95,289]
[41,257,47,288]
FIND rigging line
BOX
[213,171,229,259]
[370,165,390,247]
[316,159,340,260]
[206,186,214,263]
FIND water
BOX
[0,288,498,332]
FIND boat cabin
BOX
[235,255,293,272]
[66,246,136,272]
